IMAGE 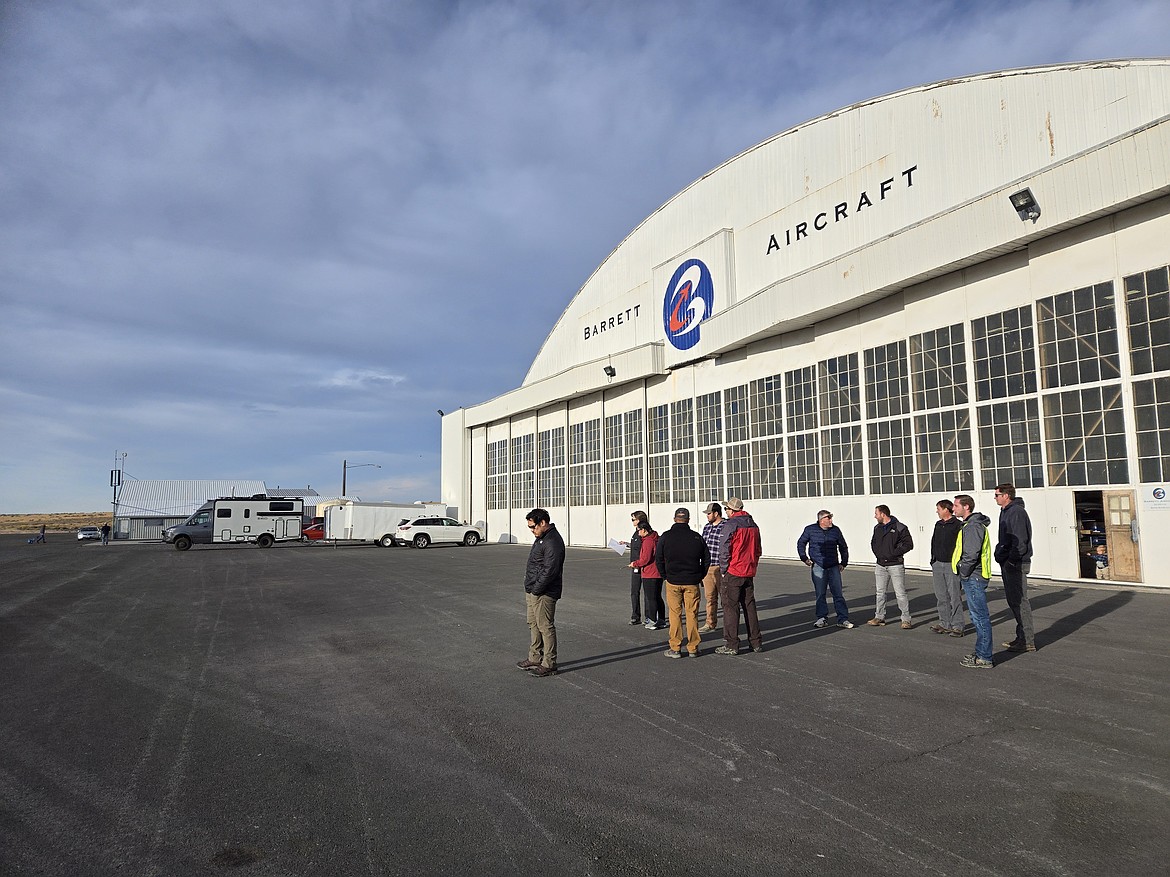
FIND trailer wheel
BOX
[257,533,275,548]
[412,533,431,549]
[379,534,395,548]
[462,532,480,547]
[174,535,191,552]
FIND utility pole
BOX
[110,451,126,536]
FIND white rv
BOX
[322,501,447,547]
[163,496,303,551]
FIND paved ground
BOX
[2,533,1168,876]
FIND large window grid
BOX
[1043,385,1128,486]
[750,374,783,437]
[787,433,820,498]
[670,400,694,450]
[1125,264,1170,376]
[1134,377,1170,482]
[785,366,818,433]
[724,385,749,443]
[819,355,861,425]
[569,419,601,506]
[867,419,915,494]
[910,324,968,410]
[864,341,910,419]
[648,405,669,455]
[697,447,724,501]
[913,409,973,493]
[1036,283,1121,389]
[510,434,534,510]
[821,426,863,495]
[623,409,644,503]
[671,452,695,503]
[725,443,752,499]
[604,414,624,505]
[752,437,785,499]
[537,427,565,507]
[697,392,722,447]
[648,454,671,504]
[976,399,1043,489]
[486,439,508,510]
[972,306,1037,401]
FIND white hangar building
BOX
[440,60,1170,586]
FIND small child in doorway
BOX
[1090,544,1110,580]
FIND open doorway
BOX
[1073,490,1143,583]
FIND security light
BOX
[1010,188,1041,222]
[603,365,616,378]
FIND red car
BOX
[303,519,325,541]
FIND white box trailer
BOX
[324,501,447,547]
[163,496,303,551]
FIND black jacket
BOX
[525,524,566,599]
[995,497,1033,564]
[654,522,710,586]
[930,516,962,564]
[871,517,913,566]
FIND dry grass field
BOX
[0,512,109,534]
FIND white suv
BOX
[396,516,483,549]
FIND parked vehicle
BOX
[77,526,102,541]
[322,501,448,547]
[163,496,303,551]
[302,521,325,541]
[396,515,484,549]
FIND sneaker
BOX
[866,618,886,626]
[528,664,557,677]
[959,654,994,669]
[713,645,740,656]
[930,623,947,634]
[663,649,682,659]
[751,646,763,653]
[1003,641,1036,653]
[516,659,541,670]
[948,627,965,637]
[628,618,641,625]
[644,621,657,629]
[837,620,855,629]
[686,650,698,658]
[813,617,828,628]
[698,625,717,633]
[654,622,668,630]
[901,621,913,630]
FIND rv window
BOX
[216,508,232,518]
[244,509,250,518]
[269,501,296,512]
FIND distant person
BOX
[715,498,763,655]
[994,483,1036,653]
[797,510,854,629]
[621,510,648,625]
[952,494,993,669]
[33,524,46,544]
[698,503,724,632]
[655,507,709,658]
[631,520,666,630]
[516,509,566,678]
[100,523,111,545]
[1090,545,1110,580]
[929,500,965,636]
[868,505,914,629]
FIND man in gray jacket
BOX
[953,494,994,669]
[994,483,1036,653]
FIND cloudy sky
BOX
[0,0,1165,513]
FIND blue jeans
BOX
[961,575,992,661]
[812,564,849,623]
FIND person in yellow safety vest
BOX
[952,494,993,669]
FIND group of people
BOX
[515,483,1036,676]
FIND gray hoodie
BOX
[955,512,991,579]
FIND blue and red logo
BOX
[663,259,714,351]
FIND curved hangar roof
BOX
[519,59,1170,397]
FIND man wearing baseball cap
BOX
[654,507,710,658]
[797,510,854,629]
[715,498,764,655]
[698,502,724,633]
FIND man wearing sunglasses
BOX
[517,508,566,677]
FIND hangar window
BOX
[510,434,535,510]
[487,439,509,510]
[697,447,724,499]
[624,410,643,457]
[625,458,644,504]
[649,454,671,503]
[569,423,585,466]
[913,409,974,493]
[1043,385,1128,486]
[670,400,694,450]
[910,324,968,410]
[605,414,624,504]
[972,306,1037,401]
[752,437,785,499]
[724,385,750,443]
[787,433,819,498]
[568,420,600,505]
[820,354,861,425]
[725,443,752,500]
[1036,283,1121,389]
[822,426,864,495]
[868,418,915,494]
[750,373,783,436]
[537,427,565,507]
[671,451,695,502]
[1133,377,1170,482]
[1125,265,1170,375]
[976,400,1043,489]
[864,341,910,418]
[785,366,818,433]
[697,392,722,447]
[648,405,670,455]
[607,410,644,504]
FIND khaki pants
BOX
[701,566,721,627]
[525,593,557,669]
[665,582,701,654]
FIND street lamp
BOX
[341,459,380,497]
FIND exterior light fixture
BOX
[1010,188,1041,223]
[603,365,616,378]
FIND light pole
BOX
[341,460,381,497]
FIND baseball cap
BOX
[703,502,722,515]
[673,507,691,519]
[723,497,744,511]
[817,509,833,520]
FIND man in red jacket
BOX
[715,498,763,655]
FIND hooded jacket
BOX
[995,497,1034,565]
[524,524,566,599]
[718,510,761,577]
[633,529,661,579]
[952,512,992,580]
[871,517,913,566]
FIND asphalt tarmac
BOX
[2,533,1168,876]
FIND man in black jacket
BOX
[929,500,965,636]
[868,505,915,629]
[517,508,566,677]
[994,483,1036,653]
[655,507,710,658]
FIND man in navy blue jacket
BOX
[797,510,854,629]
